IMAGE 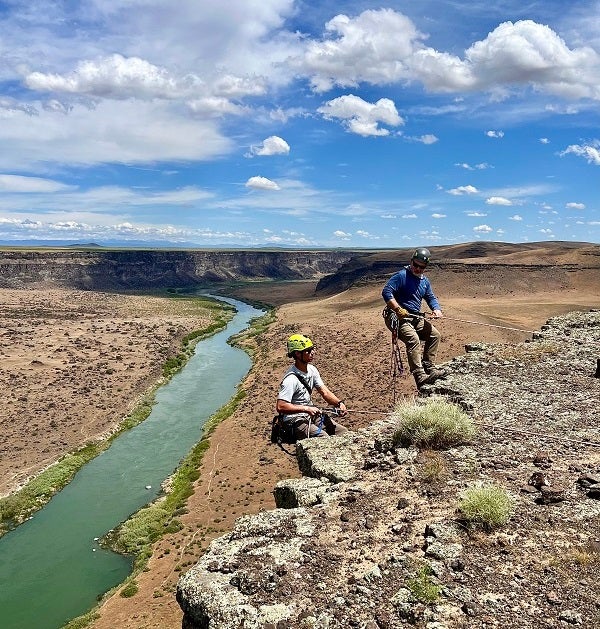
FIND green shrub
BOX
[119,581,139,598]
[392,397,475,449]
[407,564,441,603]
[458,483,514,529]
[109,505,172,555]
[62,611,100,629]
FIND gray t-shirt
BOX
[277,364,323,422]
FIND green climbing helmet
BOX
[411,247,431,265]
[287,334,314,357]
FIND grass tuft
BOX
[417,451,448,484]
[458,483,514,529]
[392,397,475,450]
[119,580,139,598]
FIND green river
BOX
[0,297,261,629]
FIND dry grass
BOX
[392,397,476,450]
[458,483,514,530]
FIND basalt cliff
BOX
[1,241,599,293]
[0,249,358,290]
[177,310,600,629]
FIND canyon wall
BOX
[0,249,359,290]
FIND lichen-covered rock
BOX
[295,429,367,482]
[273,477,334,508]
[176,509,315,628]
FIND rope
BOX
[479,421,600,448]
[327,407,600,447]
[325,407,393,416]
[390,338,405,405]
[382,306,407,405]
[418,312,600,349]
[409,311,536,334]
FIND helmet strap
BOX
[293,351,310,370]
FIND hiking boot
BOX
[414,370,444,389]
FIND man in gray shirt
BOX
[276,334,348,440]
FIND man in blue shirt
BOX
[382,247,446,389]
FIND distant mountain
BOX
[0,239,380,251]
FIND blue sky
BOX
[0,0,599,248]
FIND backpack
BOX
[270,413,297,445]
[271,372,313,447]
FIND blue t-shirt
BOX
[381,266,440,313]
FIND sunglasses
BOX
[303,347,314,354]
[411,260,427,270]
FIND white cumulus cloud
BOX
[300,9,424,92]
[26,54,200,100]
[297,13,600,101]
[448,185,478,195]
[455,162,491,170]
[566,202,586,210]
[560,141,600,165]
[473,224,493,233]
[248,135,290,157]
[333,230,352,239]
[318,94,403,136]
[486,196,513,206]
[245,176,280,190]
[486,130,505,138]
[410,134,438,144]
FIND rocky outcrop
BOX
[0,249,358,290]
[177,310,600,628]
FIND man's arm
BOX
[424,279,443,317]
[382,271,409,316]
[314,384,347,416]
[385,297,409,317]
[276,398,320,417]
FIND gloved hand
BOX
[395,306,409,317]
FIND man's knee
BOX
[324,416,347,436]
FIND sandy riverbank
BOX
[0,289,220,499]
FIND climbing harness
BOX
[271,409,333,455]
[308,411,325,437]
[272,371,329,453]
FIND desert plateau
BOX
[0,242,599,629]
